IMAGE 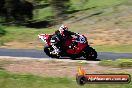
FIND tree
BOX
[0,0,34,22]
[0,0,5,10]
[0,0,5,16]
[10,0,34,21]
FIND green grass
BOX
[70,0,126,10]
[33,7,53,21]
[0,70,132,88]
[99,58,132,68]
[93,45,132,53]
[0,26,56,44]
[33,0,128,20]
[0,70,74,88]
[0,26,6,37]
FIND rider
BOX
[50,24,78,55]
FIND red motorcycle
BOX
[38,33,97,60]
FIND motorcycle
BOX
[38,33,97,60]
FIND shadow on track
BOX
[58,57,101,61]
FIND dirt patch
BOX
[1,58,132,77]
[83,28,132,45]
[0,41,43,49]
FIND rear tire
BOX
[83,46,97,60]
[44,45,60,58]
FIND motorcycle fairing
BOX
[64,36,87,54]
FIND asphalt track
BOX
[0,48,132,60]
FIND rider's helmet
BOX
[59,24,68,36]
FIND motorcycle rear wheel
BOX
[83,46,97,60]
[44,45,60,58]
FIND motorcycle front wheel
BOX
[44,45,60,58]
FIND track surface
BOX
[0,48,132,60]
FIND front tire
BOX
[83,46,97,60]
[44,45,60,58]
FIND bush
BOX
[0,26,6,37]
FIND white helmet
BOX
[59,24,68,34]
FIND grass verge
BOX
[93,45,132,53]
[0,70,131,88]
[99,58,132,68]
[69,0,126,10]
[0,26,56,43]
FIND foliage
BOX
[0,0,34,22]
[0,26,6,37]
